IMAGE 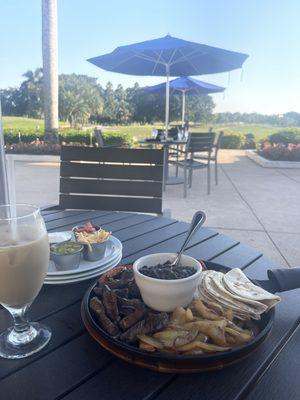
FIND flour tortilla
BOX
[211,271,267,314]
[203,271,261,319]
[223,268,280,310]
[198,271,260,320]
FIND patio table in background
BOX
[0,208,299,399]
[139,138,187,189]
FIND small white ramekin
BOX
[133,253,202,312]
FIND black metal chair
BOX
[59,146,164,214]
[94,129,119,148]
[194,131,223,185]
[170,131,215,197]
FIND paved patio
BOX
[13,150,300,267]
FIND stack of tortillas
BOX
[196,268,281,320]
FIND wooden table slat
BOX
[114,218,178,243]
[245,323,300,400]
[45,210,117,231]
[0,334,112,400]
[42,210,92,223]
[210,242,262,269]
[121,222,188,258]
[121,230,238,266]
[0,302,84,381]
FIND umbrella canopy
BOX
[144,77,225,125]
[88,35,248,130]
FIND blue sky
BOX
[1,0,300,114]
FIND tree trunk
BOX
[42,0,59,144]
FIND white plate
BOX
[47,235,122,276]
[44,253,122,285]
[46,250,121,280]
[47,247,122,278]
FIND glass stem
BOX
[11,307,30,334]
[5,304,38,345]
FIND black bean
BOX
[139,262,196,280]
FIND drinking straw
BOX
[0,99,9,206]
[0,101,17,239]
[6,155,17,217]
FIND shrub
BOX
[220,134,245,149]
[244,133,256,149]
[259,144,300,161]
[3,127,133,148]
[4,128,44,144]
[268,130,300,145]
[59,129,93,145]
[102,131,133,147]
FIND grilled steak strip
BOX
[90,297,119,336]
[120,312,169,343]
[102,285,119,322]
[119,305,146,331]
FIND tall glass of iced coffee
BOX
[0,204,51,359]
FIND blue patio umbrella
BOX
[88,35,248,130]
[144,77,225,126]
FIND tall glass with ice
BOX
[0,204,51,359]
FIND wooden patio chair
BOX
[170,131,215,197]
[193,131,224,185]
[94,129,119,148]
[59,146,164,214]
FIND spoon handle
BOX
[175,211,206,266]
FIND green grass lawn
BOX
[3,116,45,130]
[1,116,293,142]
[104,122,285,141]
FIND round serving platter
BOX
[81,261,274,373]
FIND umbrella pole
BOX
[181,90,186,127]
[0,99,9,205]
[165,65,170,134]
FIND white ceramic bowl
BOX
[133,253,202,312]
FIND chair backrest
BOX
[186,131,215,153]
[94,129,105,147]
[59,146,164,214]
[167,128,178,140]
[215,131,224,153]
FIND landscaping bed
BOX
[258,145,300,162]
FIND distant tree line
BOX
[213,111,300,126]
[2,68,299,127]
[0,68,215,126]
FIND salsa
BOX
[139,261,197,280]
[50,242,82,255]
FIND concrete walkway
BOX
[12,150,300,267]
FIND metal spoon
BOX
[170,211,206,267]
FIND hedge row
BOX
[220,134,245,149]
[5,127,300,150]
[3,128,133,147]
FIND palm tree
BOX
[42,0,59,143]
[21,68,44,118]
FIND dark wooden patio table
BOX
[0,209,299,400]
